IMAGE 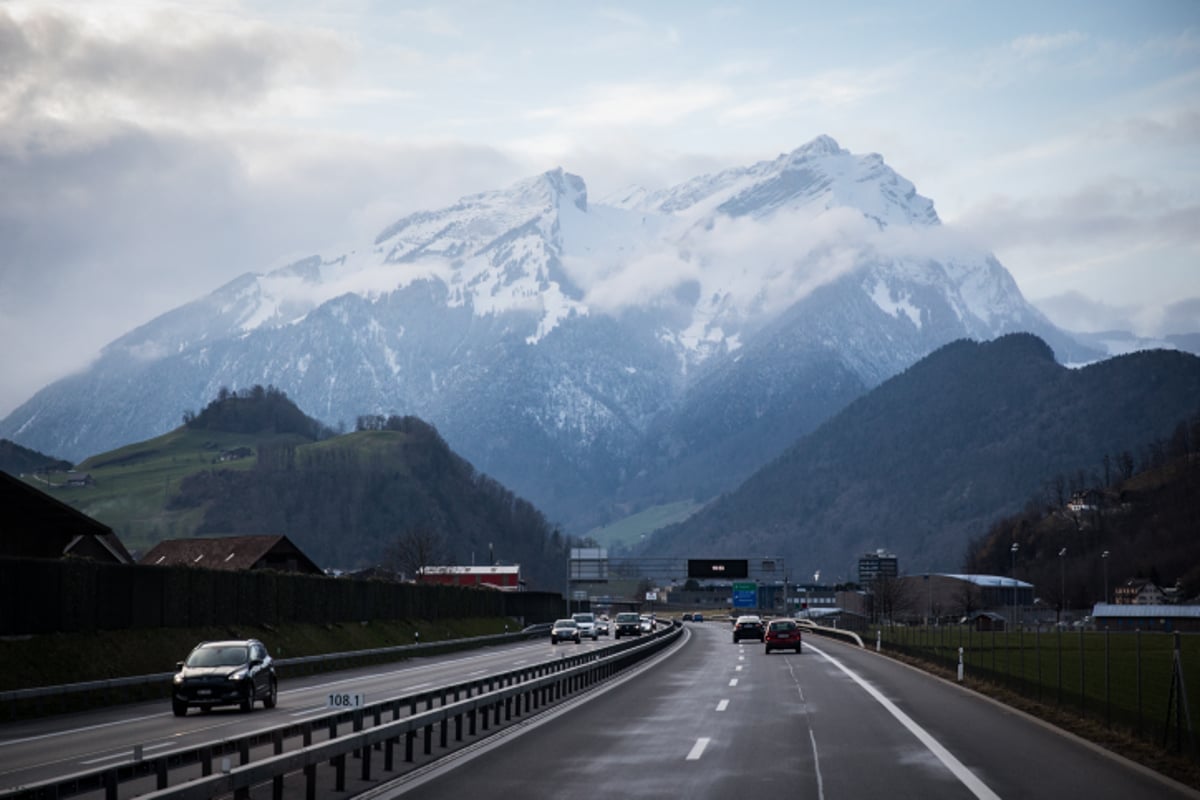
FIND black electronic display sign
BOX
[687,559,749,579]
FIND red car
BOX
[764,618,802,654]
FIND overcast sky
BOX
[1,0,1197,418]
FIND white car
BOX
[572,612,599,640]
[639,615,654,633]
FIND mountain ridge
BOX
[640,334,1200,577]
[1,136,1105,531]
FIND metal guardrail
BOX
[1,623,682,799]
[796,619,865,648]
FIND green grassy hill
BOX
[15,389,571,588]
[584,500,702,550]
[27,428,311,556]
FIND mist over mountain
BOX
[1,136,1103,531]
[641,334,1200,579]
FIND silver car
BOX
[572,612,599,640]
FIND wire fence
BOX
[876,624,1198,759]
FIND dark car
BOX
[172,639,277,716]
[614,612,642,638]
[550,619,581,644]
[764,618,803,653]
[732,615,765,643]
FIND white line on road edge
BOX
[80,741,175,766]
[806,642,1000,800]
[809,730,825,800]
[687,737,711,760]
[0,712,166,747]
[716,700,729,711]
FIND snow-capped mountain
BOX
[0,136,1099,529]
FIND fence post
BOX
[1136,629,1143,738]
[1104,627,1111,728]
[1079,626,1086,718]
[1057,625,1063,706]
[1036,626,1042,703]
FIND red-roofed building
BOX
[418,565,522,589]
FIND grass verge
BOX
[885,648,1200,792]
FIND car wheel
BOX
[240,685,254,713]
[263,678,277,709]
[172,698,188,717]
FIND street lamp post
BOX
[1010,542,1020,631]
[1101,550,1110,605]
[1058,547,1067,624]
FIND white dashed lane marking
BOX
[686,738,711,760]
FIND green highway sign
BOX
[732,582,757,607]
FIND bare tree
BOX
[385,527,447,581]
[872,575,916,624]
[953,578,982,620]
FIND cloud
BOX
[954,179,1200,253]
[0,5,350,129]
[1009,31,1087,58]
[1031,291,1137,334]
[528,81,732,128]
[562,206,975,326]
[1160,297,1200,336]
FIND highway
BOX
[381,622,1198,800]
[2,623,1197,799]
[0,634,613,792]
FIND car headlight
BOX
[228,669,249,681]
[173,674,184,685]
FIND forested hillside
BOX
[641,335,1200,579]
[967,408,1200,606]
[24,388,572,589]
[167,407,569,588]
[0,439,72,475]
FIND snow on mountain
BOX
[1,136,1101,531]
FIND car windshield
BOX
[573,614,594,623]
[186,645,248,667]
[554,620,577,628]
[771,622,796,631]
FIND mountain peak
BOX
[538,168,588,212]
[792,134,844,158]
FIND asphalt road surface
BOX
[375,622,1199,800]
[0,634,612,791]
[2,624,1197,799]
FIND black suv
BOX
[172,639,277,716]
[732,615,765,643]
[614,612,643,638]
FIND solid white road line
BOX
[806,642,1000,800]
[686,737,711,760]
[809,730,826,800]
[80,741,175,765]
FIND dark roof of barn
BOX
[1,470,134,563]
[139,534,322,574]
